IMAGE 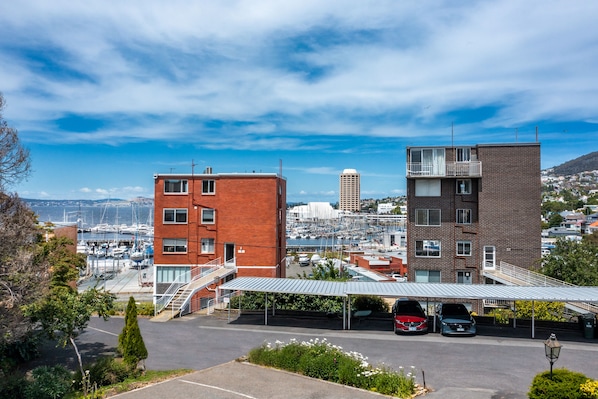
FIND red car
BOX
[392,299,428,334]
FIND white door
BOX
[483,246,496,270]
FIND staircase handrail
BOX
[497,261,576,287]
[496,261,598,313]
[155,258,222,314]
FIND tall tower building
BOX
[339,169,361,212]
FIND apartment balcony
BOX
[406,161,482,178]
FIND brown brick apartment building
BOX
[406,143,541,284]
[153,169,287,300]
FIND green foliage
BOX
[352,295,389,313]
[583,231,598,248]
[36,236,85,291]
[73,357,133,391]
[540,239,598,286]
[239,291,346,313]
[548,213,564,228]
[308,259,350,280]
[486,301,566,323]
[0,371,27,399]
[111,300,155,316]
[248,338,416,397]
[24,365,73,399]
[119,297,148,367]
[528,368,589,399]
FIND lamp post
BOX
[544,333,562,378]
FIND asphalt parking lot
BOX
[32,305,598,399]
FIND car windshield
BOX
[441,304,470,318]
[395,303,424,316]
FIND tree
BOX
[118,296,148,369]
[0,93,30,191]
[23,288,115,383]
[548,213,563,228]
[0,192,49,351]
[540,238,598,286]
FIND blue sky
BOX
[1,1,597,203]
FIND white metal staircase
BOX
[483,261,598,314]
[152,259,236,322]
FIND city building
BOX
[405,143,541,284]
[339,169,361,212]
[152,168,286,312]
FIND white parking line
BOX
[180,380,258,398]
[87,326,119,337]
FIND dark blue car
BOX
[436,303,477,336]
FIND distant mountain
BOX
[550,151,598,175]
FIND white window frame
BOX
[415,209,441,226]
[456,147,471,162]
[415,270,441,283]
[456,209,472,224]
[456,179,472,195]
[163,208,188,224]
[162,238,187,253]
[456,241,472,256]
[164,179,188,194]
[202,179,216,195]
[201,208,215,224]
[415,240,441,257]
[201,238,215,253]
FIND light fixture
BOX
[544,333,562,378]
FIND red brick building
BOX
[153,169,287,301]
[406,143,541,284]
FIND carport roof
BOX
[219,277,598,303]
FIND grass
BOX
[67,369,193,398]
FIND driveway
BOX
[39,312,598,399]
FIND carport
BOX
[218,277,598,337]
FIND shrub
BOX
[119,297,148,368]
[24,365,73,399]
[529,368,589,399]
[581,379,598,398]
[0,371,27,399]
[247,338,416,398]
[352,295,389,313]
[74,357,133,390]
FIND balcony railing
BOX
[406,161,482,178]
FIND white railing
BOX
[155,258,223,315]
[496,261,576,287]
[491,261,598,314]
[207,291,241,315]
[406,161,482,177]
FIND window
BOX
[202,179,215,194]
[156,266,190,283]
[201,238,215,253]
[456,209,472,224]
[202,209,215,224]
[163,238,187,253]
[415,240,441,257]
[163,208,187,223]
[456,147,471,162]
[415,209,441,226]
[415,179,441,196]
[415,270,441,283]
[164,179,188,194]
[456,241,472,256]
[456,179,472,194]
[457,271,473,284]
[410,148,445,175]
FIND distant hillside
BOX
[551,151,598,175]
